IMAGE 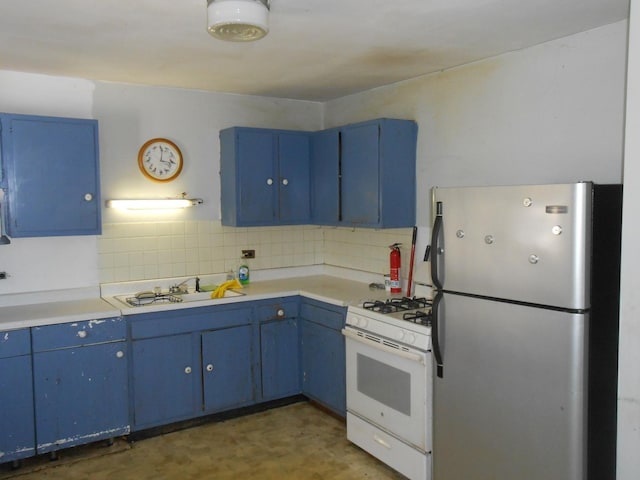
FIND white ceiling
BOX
[0,0,630,101]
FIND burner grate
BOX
[362,297,431,314]
[403,310,433,326]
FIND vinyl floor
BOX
[1,402,407,480]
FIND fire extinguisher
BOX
[389,243,402,294]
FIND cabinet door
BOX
[221,128,277,226]
[33,342,128,453]
[131,334,199,429]
[300,320,346,416]
[202,325,254,412]
[260,319,300,400]
[310,129,340,224]
[278,132,310,224]
[3,114,101,237]
[340,122,380,226]
[0,355,35,462]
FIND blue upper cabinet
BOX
[310,128,340,225]
[0,113,101,237]
[220,127,311,226]
[311,118,417,228]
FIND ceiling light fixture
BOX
[207,0,270,42]
[106,198,204,210]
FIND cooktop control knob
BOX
[358,316,368,329]
[405,333,416,345]
[396,330,405,341]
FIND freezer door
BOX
[433,183,591,310]
[433,294,587,480]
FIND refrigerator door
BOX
[433,294,587,480]
[433,183,592,310]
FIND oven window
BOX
[356,353,411,416]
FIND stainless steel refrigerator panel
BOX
[433,294,587,480]
[433,183,592,310]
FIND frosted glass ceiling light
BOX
[207,0,270,42]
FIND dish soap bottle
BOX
[238,258,250,285]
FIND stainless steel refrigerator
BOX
[429,182,621,480]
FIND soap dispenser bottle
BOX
[238,257,250,285]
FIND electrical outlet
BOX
[242,249,255,259]
[0,271,7,280]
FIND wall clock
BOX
[138,138,183,182]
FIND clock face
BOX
[138,138,183,182]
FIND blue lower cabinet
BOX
[31,318,129,455]
[32,342,129,454]
[300,300,347,417]
[260,319,300,400]
[0,354,36,463]
[202,325,254,412]
[129,306,256,430]
[131,334,199,429]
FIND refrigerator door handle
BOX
[430,201,444,290]
[431,291,444,378]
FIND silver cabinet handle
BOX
[206,364,214,372]
[84,193,93,201]
[282,178,289,186]
[77,330,88,339]
[184,366,192,374]
[116,351,125,359]
[266,178,273,185]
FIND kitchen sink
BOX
[177,290,245,302]
[112,289,245,308]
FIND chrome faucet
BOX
[169,277,200,294]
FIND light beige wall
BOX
[617,0,640,477]
[98,221,414,284]
[99,221,323,283]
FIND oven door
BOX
[343,326,430,451]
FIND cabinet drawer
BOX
[130,306,253,339]
[0,328,31,358]
[32,317,125,351]
[255,299,299,322]
[300,302,346,331]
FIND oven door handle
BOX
[341,328,426,365]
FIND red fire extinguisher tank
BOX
[389,243,402,294]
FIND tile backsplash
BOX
[98,221,413,284]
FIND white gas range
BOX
[343,296,433,480]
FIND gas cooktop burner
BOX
[362,297,432,314]
[403,310,433,326]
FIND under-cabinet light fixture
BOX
[106,198,204,210]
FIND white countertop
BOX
[103,275,396,315]
[0,297,121,331]
[0,274,400,331]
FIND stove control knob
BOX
[405,333,416,345]
[358,317,369,329]
[396,330,405,341]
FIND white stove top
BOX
[346,298,432,351]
